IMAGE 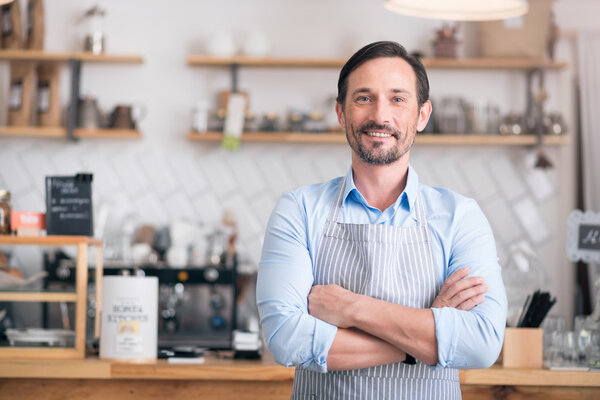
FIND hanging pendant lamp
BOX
[384,0,529,21]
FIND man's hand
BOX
[309,267,486,328]
[308,284,357,328]
[431,267,487,311]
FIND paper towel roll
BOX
[100,276,158,362]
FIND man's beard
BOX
[346,121,416,165]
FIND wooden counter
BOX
[0,355,599,399]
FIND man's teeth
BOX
[365,131,391,138]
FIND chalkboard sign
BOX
[45,174,94,236]
[566,210,600,263]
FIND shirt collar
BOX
[342,164,419,213]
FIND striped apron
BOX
[292,177,461,399]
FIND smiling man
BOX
[257,41,507,399]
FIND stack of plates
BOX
[5,329,75,347]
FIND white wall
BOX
[2,0,597,327]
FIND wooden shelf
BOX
[1,356,599,387]
[0,235,103,360]
[188,55,345,68]
[0,348,82,361]
[0,126,67,138]
[0,235,102,246]
[0,50,143,63]
[69,52,143,63]
[187,56,568,70]
[0,127,142,140]
[74,129,142,139]
[187,131,571,146]
[423,58,568,70]
[0,292,77,302]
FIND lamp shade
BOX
[384,0,529,21]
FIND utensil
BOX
[517,289,556,328]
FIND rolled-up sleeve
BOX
[256,191,337,372]
[432,199,508,369]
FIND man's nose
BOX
[372,100,392,125]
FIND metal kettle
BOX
[77,96,104,129]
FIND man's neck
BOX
[351,153,410,212]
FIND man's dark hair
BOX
[336,41,430,108]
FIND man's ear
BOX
[416,100,432,132]
[335,102,345,128]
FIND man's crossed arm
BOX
[308,267,487,370]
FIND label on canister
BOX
[100,276,158,361]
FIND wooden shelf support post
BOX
[74,242,88,355]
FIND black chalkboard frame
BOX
[566,209,600,263]
[45,173,94,236]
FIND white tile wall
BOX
[459,156,498,201]
[138,148,180,198]
[489,155,528,201]
[0,138,567,270]
[226,152,268,198]
[514,197,552,245]
[482,196,523,245]
[431,156,472,196]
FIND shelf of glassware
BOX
[0,235,103,360]
[186,131,571,146]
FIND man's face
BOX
[336,57,431,165]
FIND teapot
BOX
[109,104,146,130]
[77,96,104,129]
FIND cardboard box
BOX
[501,327,543,369]
[11,211,46,232]
[478,0,553,59]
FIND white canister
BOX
[100,276,158,362]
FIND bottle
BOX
[192,101,209,133]
[0,190,11,235]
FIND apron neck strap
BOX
[328,176,427,226]
[328,176,346,222]
[413,189,426,226]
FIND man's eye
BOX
[393,97,405,103]
[357,96,370,102]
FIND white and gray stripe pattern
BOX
[292,178,461,399]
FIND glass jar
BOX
[192,100,209,133]
[208,108,227,131]
[305,111,326,133]
[0,190,11,235]
[437,97,468,134]
[259,112,279,132]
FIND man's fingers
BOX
[443,267,470,287]
[451,284,487,307]
[437,268,471,297]
[457,294,486,311]
[442,276,485,300]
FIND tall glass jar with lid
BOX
[0,190,11,234]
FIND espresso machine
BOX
[42,249,238,350]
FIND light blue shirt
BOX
[257,165,507,373]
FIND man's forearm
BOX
[347,295,438,365]
[326,327,407,370]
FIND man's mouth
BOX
[364,131,393,138]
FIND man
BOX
[257,41,507,399]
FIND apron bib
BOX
[292,178,461,400]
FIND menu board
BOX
[45,174,93,236]
[579,224,600,251]
[566,210,600,263]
